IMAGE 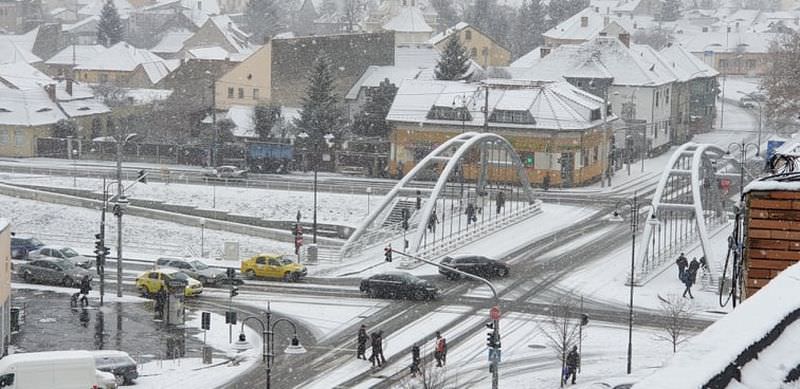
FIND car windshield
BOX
[172,272,189,280]
[190,260,208,270]
[56,259,75,269]
[279,257,294,265]
[61,248,79,257]
[30,238,43,246]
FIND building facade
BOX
[0,219,10,357]
[430,22,511,68]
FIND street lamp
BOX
[610,193,660,374]
[737,90,763,150]
[72,148,78,187]
[726,142,760,200]
[234,302,307,389]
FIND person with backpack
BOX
[675,253,688,282]
[78,275,91,307]
[564,345,580,385]
[409,343,421,377]
[434,331,447,367]
[356,325,368,360]
[682,259,700,299]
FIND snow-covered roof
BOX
[428,22,470,45]
[509,47,546,68]
[0,62,53,89]
[207,15,251,53]
[78,0,133,18]
[345,65,424,100]
[543,7,633,42]
[628,44,679,83]
[123,88,173,104]
[659,44,719,82]
[633,261,800,389]
[511,37,674,87]
[151,30,193,54]
[387,79,612,131]
[62,15,99,33]
[55,80,95,101]
[181,0,219,15]
[394,44,439,68]
[59,98,110,117]
[182,9,209,28]
[46,43,172,84]
[0,35,41,64]
[676,31,778,54]
[224,105,299,139]
[382,6,433,33]
[0,88,66,126]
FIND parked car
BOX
[29,246,93,269]
[439,255,510,280]
[739,96,758,108]
[17,258,92,286]
[156,257,231,285]
[10,235,44,260]
[90,350,138,386]
[360,272,438,301]
[135,269,203,297]
[0,350,117,389]
[240,254,307,282]
[204,165,248,179]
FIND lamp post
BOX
[737,90,763,150]
[366,187,372,215]
[233,302,307,389]
[727,141,760,200]
[610,192,659,374]
[200,218,206,257]
[72,148,78,187]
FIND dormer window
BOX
[36,108,52,112]
[590,108,601,121]
[489,110,535,124]
[427,106,472,121]
[78,107,91,111]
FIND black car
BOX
[10,235,44,259]
[439,255,510,280]
[360,272,438,301]
[90,350,138,386]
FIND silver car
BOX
[156,257,226,285]
[17,258,92,286]
[29,246,93,269]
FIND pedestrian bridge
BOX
[340,132,542,260]
[633,142,734,285]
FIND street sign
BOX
[488,348,502,363]
[490,306,501,321]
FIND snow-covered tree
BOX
[654,294,695,353]
[294,55,343,145]
[352,78,398,138]
[53,119,77,138]
[511,0,546,59]
[548,0,589,29]
[435,36,471,81]
[659,0,681,22]
[97,0,124,47]
[245,0,284,43]
[763,32,800,131]
[539,297,583,387]
[431,0,460,32]
[254,103,281,140]
[633,27,673,50]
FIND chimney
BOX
[66,79,73,96]
[618,33,630,48]
[581,16,589,27]
[44,84,56,102]
[540,47,551,58]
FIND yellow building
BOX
[387,79,615,187]
[0,219,10,357]
[45,43,174,88]
[429,22,512,68]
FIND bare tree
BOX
[400,356,456,389]
[654,294,695,353]
[539,297,582,386]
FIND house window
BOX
[665,89,669,105]
[228,87,234,98]
[590,108,601,121]
[593,145,599,163]
[0,129,8,144]
[14,129,24,146]
[427,106,472,121]
[655,91,659,107]
[746,59,756,69]
[238,88,244,98]
[470,48,477,57]
[253,88,259,99]
[489,110,535,124]
[465,30,472,40]
[99,74,108,83]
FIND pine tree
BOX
[435,35,471,80]
[245,0,284,43]
[254,103,281,139]
[659,0,681,21]
[431,0,459,32]
[352,78,398,138]
[465,0,512,49]
[511,0,546,59]
[294,56,343,145]
[97,0,123,47]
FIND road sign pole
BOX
[490,305,500,389]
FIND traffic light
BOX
[201,311,211,330]
[580,313,589,326]
[94,233,108,271]
[230,286,239,298]
[384,246,392,262]
[225,311,237,324]
[226,268,236,279]
[486,322,500,349]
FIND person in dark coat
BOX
[376,331,386,366]
[410,343,421,377]
[428,210,439,234]
[675,253,688,281]
[682,260,699,299]
[78,275,91,307]
[357,325,368,360]
[416,190,422,210]
[564,345,580,385]
[542,174,551,191]
[466,203,476,225]
[496,191,505,214]
[434,331,447,367]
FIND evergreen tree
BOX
[659,0,681,21]
[431,0,460,32]
[465,0,512,49]
[352,78,398,138]
[435,35,471,80]
[254,103,281,139]
[245,0,284,43]
[511,0,546,59]
[294,56,343,145]
[548,0,589,29]
[97,0,123,47]
[53,119,77,138]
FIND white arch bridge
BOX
[633,142,735,285]
[341,132,542,260]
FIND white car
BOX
[204,165,248,179]
[28,246,93,269]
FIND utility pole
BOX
[115,139,123,298]
[211,81,217,167]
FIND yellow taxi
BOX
[240,254,307,282]
[135,268,204,297]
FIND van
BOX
[0,350,116,389]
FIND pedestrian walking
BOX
[542,174,551,191]
[496,191,505,214]
[357,325,368,360]
[434,331,447,367]
[682,260,699,299]
[675,253,688,281]
[428,210,439,234]
[466,203,476,225]
[154,288,167,320]
[368,331,380,367]
[376,331,386,366]
[416,190,422,210]
[564,345,580,385]
[410,343,421,377]
[78,275,91,307]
